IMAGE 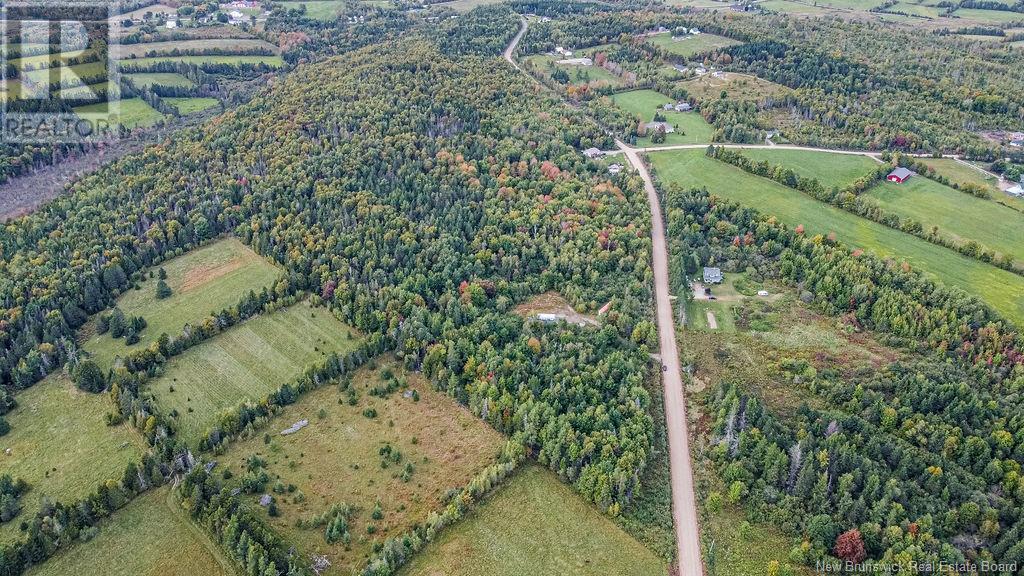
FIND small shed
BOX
[703,267,723,284]
[259,494,272,507]
[537,313,560,324]
[887,167,913,183]
[1008,184,1024,197]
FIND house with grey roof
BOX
[703,267,723,284]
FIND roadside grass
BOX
[400,465,669,576]
[700,489,810,576]
[219,358,505,574]
[736,148,880,189]
[648,149,1024,325]
[125,73,197,89]
[80,237,282,370]
[164,97,221,115]
[73,98,166,128]
[121,55,284,69]
[610,89,715,145]
[0,373,145,546]
[148,300,361,445]
[23,488,233,576]
[863,177,1024,265]
[646,32,741,58]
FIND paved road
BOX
[619,141,705,576]
[503,17,528,71]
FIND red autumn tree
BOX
[834,529,867,563]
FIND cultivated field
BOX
[218,358,506,574]
[114,39,277,59]
[122,55,284,69]
[148,300,360,444]
[610,89,715,145]
[24,488,233,576]
[646,32,741,58]
[648,149,1024,324]
[164,97,221,115]
[125,73,197,89]
[81,237,282,369]
[401,465,669,576]
[0,374,145,545]
[73,98,166,128]
[863,177,1024,265]
[736,148,880,188]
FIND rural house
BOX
[608,163,624,175]
[887,167,914,183]
[1008,184,1024,197]
[703,267,723,284]
[674,102,692,112]
[644,121,675,134]
[583,147,604,159]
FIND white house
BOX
[608,163,623,175]
[690,27,702,35]
[537,313,560,324]
[165,19,177,28]
[644,121,676,134]
[675,102,692,112]
[583,147,605,159]
[1008,184,1024,197]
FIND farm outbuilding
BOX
[887,167,914,183]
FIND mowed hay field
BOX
[646,32,741,57]
[164,97,220,115]
[219,358,506,574]
[149,300,361,444]
[276,1,350,19]
[122,55,284,69]
[610,89,715,145]
[72,98,165,129]
[114,38,277,59]
[125,73,196,89]
[24,488,233,576]
[737,148,881,189]
[648,149,1024,324]
[0,375,146,545]
[81,237,282,369]
[400,465,668,576]
[863,177,1024,265]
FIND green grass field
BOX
[889,2,942,17]
[525,55,623,87]
[758,0,835,14]
[125,73,197,89]
[919,158,1024,211]
[737,149,881,189]
[164,97,221,115]
[863,177,1024,265]
[276,0,349,19]
[9,48,99,70]
[401,465,668,576]
[677,72,790,103]
[115,39,277,59]
[148,300,360,444]
[22,61,108,88]
[24,488,233,576]
[0,374,145,545]
[646,32,741,57]
[121,55,284,70]
[649,149,1024,324]
[953,7,1024,23]
[81,238,282,369]
[57,81,119,101]
[610,89,715,145]
[73,98,166,128]
[219,358,505,574]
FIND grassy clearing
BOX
[758,0,835,14]
[954,7,1024,23]
[700,491,809,575]
[646,32,741,58]
[524,55,624,87]
[677,72,790,102]
[863,177,1024,264]
[73,98,166,128]
[125,73,196,89]
[164,97,221,115]
[0,374,145,545]
[122,55,284,69]
[81,237,282,369]
[115,38,277,58]
[919,158,1000,193]
[9,48,99,70]
[24,488,233,576]
[737,148,881,188]
[610,89,715,145]
[149,301,360,444]
[57,81,119,101]
[277,0,350,19]
[649,149,1024,324]
[219,358,505,574]
[889,2,942,17]
[401,465,668,576]
[21,61,108,88]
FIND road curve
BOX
[619,141,705,576]
[503,17,528,71]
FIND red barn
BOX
[887,167,914,183]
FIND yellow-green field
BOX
[73,98,166,129]
[81,237,282,369]
[401,465,669,576]
[646,32,741,57]
[148,300,360,444]
[219,358,506,574]
[24,488,233,576]
[164,97,221,115]
[0,374,146,545]
[610,89,715,145]
[736,148,881,189]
